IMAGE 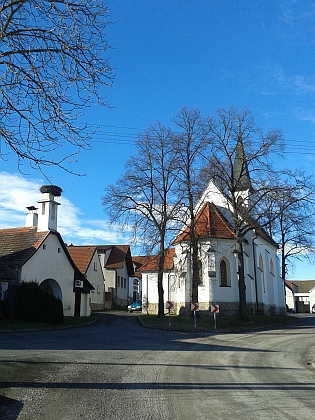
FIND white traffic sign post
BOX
[166,301,174,327]
[210,304,219,329]
[191,302,199,329]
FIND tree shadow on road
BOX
[0,395,23,420]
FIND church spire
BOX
[232,126,251,192]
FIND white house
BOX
[97,245,135,307]
[67,245,105,311]
[285,280,315,313]
[140,141,286,316]
[0,185,93,317]
[285,280,298,312]
[139,249,176,315]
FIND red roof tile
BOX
[96,244,135,276]
[0,226,49,268]
[139,248,175,272]
[173,202,235,244]
[67,246,97,274]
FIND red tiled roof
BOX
[139,248,175,272]
[0,226,49,268]
[132,256,153,278]
[173,202,235,244]
[96,244,135,276]
[107,245,130,268]
[132,255,151,266]
[67,246,97,274]
[284,280,293,291]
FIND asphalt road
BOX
[0,312,314,420]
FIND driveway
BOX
[0,312,314,420]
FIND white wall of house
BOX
[20,233,92,317]
[86,251,105,309]
[285,287,295,311]
[310,287,315,312]
[21,234,77,316]
[142,271,175,315]
[129,276,142,302]
[115,265,129,305]
[103,268,115,292]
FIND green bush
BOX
[16,281,64,324]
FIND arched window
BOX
[197,259,204,285]
[178,260,182,280]
[219,258,230,287]
[258,254,265,292]
[270,259,274,276]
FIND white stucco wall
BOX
[115,264,129,303]
[86,251,104,307]
[129,276,142,302]
[18,233,93,317]
[285,287,295,311]
[310,287,315,312]
[21,234,76,316]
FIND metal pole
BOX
[194,310,196,329]
[168,309,171,327]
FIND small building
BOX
[0,185,93,317]
[96,245,135,308]
[138,250,175,315]
[67,245,105,311]
[286,280,315,313]
[284,280,298,312]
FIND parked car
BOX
[312,305,315,314]
[128,300,142,313]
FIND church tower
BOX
[232,130,252,208]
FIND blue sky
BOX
[1,0,315,280]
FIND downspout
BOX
[252,230,259,314]
[115,271,117,306]
[146,274,149,315]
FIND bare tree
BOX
[260,170,315,280]
[203,108,283,318]
[102,123,182,317]
[0,0,113,173]
[172,107,212,310]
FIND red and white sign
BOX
[211,304,219,313]
[166,301,174,310]
[191,302,199,312]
